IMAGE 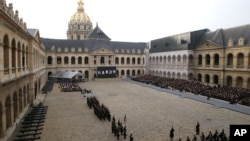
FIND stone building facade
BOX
[194,25,250,88]
[0,0,47,140]
[149,29,208,80]
[150,25,250,89]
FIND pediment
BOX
[196,41,222,50]
[91,47,114,54]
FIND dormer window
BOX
[64,47,68,52]
[228,38,233,47]
[84,48,88,52]
[238,36,245,46]
[57,47,61,52]
[71,47,75,52]
[78,47,82,52]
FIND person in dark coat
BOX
[129,133,133,141]
[170,126,174,141]
[196,122,200,135]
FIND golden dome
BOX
[69,0,91,23]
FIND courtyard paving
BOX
[13,78,250,141]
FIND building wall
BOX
[149,50,194,80]
[194,41,250,88]
[45,49,146,80]
[0,3,46,140]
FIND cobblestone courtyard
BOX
[36,79,250,141]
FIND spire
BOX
[77,0,84,12]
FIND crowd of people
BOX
[132,74,250,106]
[58,81,82,92]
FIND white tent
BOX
[49,71,83,79]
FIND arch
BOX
[183,55,187,65]
[205,74,210,83]
[22,44,25,69]
[198,74,202,82]
[188,73,193,80]
[226,76,233,87]
[121,70,125,76]
[78,70,83,79]
[3,34,10,74]
[84,56,89,64]
[126,57,130,65]
[188,54,193,65]
[57,56,62,64]
[205,54,210,65]
[11,39,17,71]
[121,57,125,65]
[236,77,243,88]
[172,72,175,78]
[237,53,244,67]
[163,71,167,77]
[137,57,141,65]
[78,57,82,64]
[247,78,250,89]
[71,56,76,64]
[126,70,130,76]
[132,70,136,76]
[100,56,105,64]
[5,96,12,128]
[132,57,136,65]
[17,42,21,70]
[227,53,233,66]
[163,56,167,65]
[115,57,119,64]
[13,92,18,122]
[159,56,162,63]
[182,73,186,79]
[177,55,181,63]
[167,72,171,78]
[214,54,219,66]
[177,72,181,79]
[23,85,27,107]
[48,71,52,79]
[0,101,2,136]
[213,75,219,84]
[137,69,141,75]
[64,56,69,64]
[47,56,52,64]
[84,70,89,79]
[172,55,176,65]
[168,55,171,65]
[248,53,250,68]
[19,88,23,114]
[198,54,202,65]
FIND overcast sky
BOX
[6,0,250,42]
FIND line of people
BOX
[169,122,229,141]
[111,115,133,141]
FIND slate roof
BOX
[197,24,250,47]
[86,24,111,40]
[41,39,147,54]
[150,29,209,53]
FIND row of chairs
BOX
[13,103,48,141]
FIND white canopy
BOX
[49,71,83,79]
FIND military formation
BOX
[85,91,134,140]
[87,96,111,121]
